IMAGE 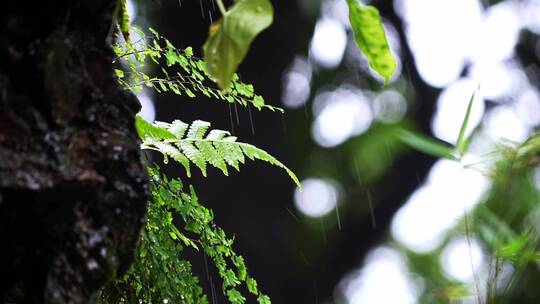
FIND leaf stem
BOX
[216,0,227,16]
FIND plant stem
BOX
[216,0,227,16]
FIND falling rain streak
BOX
[203,253,217,304]
[281,113,287,133]
[385,140,393,165]
[299,250,309,266]
[228,103,235,134]
[286,207,300,223]
[320,217,327,244]
[335,200,342,230]
[247,104,256,135]
[313,280,319,304]
[366,189,377,229]
[233,102,240,125]
[353,158,363,185]
[199,0,205,18]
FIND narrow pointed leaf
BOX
[456,92,476,155]
[398,129,458,160]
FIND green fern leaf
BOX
[213,138,245,171]
[169,120,189,139]
[238,143,300,188]
[135,115,175,140]
[113,28,283,112]
[154,142,192,177]
[136,115,300,188]
[187,120,211,140]
[178,142,208,177]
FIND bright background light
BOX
[310,18,347,69]
[289,0,539,302]
[341,247,422,304]
[439,237,485,283]
[282,57,312,109]
[311,86,372,147]
[431,79,485,145]
[294,178,340,218]
[137,92,156,122]
[391,160,490,253]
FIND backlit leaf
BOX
[203,0,273,89]
[456,92,476,155]
[398,129,459,160]
[346,0,397,82]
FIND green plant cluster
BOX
[112,28,281,112]
[398,93,540,302]
[100,168,271,304]
[99,0,399,301]
[101,23,301,303]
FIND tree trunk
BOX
[0,1,149,303]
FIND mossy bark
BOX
[0,1,149,303]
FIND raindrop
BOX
[313,280,319,304]
[320,217,327,244]
[385,140,393,165]
[247,104,255,135]
[281,117,288,135]
[199,0,205,18]
[203,253,210,282]
[299,251,310,265]
[210,277,217,304]
[233,102,240,125]
[228,103,235,134]
[285,207,300,223]
[353,158,362,185]
[366,189,377,229]
[335,201,342,230]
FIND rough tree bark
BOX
[0,1,149,303]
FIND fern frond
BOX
[113,28,283,112]
[136,115,301,188]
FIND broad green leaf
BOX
[346,0,397,82]
[398,129,459,160]
[203,0,273,89]
[456,92,476,155]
